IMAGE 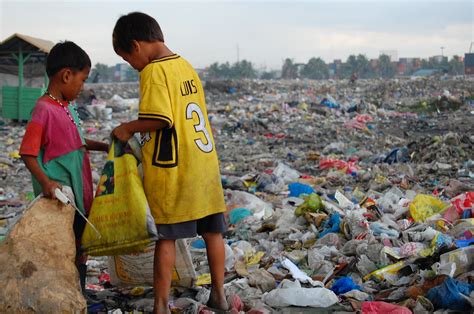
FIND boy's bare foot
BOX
[153,301,171,314]
[207,288,229,311]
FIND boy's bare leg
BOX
[153,239,176,314]
[202,232,229,310]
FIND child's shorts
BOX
[156,213,227,240]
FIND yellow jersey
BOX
[138,55,226,224]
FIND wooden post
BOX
[12,45,32,121]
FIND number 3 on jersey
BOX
[186,102,213,153]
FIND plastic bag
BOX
[319,158,359,175]
[225,189,273,219]
[439,246,474,277]
[331,276,361,295]
[288,182,314,197]
[229,208,253,224]
[263,279,338,308]
[294,193,324,217]
[272,162,300,184]
[108,240,196,288]
[82,138,157,256]
[409,194,449,222]
[361,301,412,314]
[426,277,474,311]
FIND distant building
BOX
[429,55,448,64]
[369,59,379,68]
[195,68,206,77]
[329,59,342,78]
[398,57,421,75]
[114,63,127,82]
[413,58,422,70]
[114,63,138,82]
[398,62,406,75]
[464,53,474,75]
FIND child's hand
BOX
[41,179,62,199]
[112,123,133,142]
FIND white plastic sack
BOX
[108,239,196,288]
[263,279,338,308]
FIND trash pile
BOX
[1,76,474,313]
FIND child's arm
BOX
[85,139,109,152]
[21,155,62,199]
[112,119,168,142]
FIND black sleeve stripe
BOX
[138,114,172,124]
[151,55,180,63]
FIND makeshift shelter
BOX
[0,33,54,121]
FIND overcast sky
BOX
[1,0,472,70]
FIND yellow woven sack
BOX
[82,138,157,256]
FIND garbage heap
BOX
[1,76,473,313]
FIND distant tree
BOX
[356,54,371,78]
[281,58,298,79]
[207,62,232,79]
[300,57,329,80]
[378,54,396,78]
[219,62,232,79]
[449,56,464,75]
[260,71,277,80]
[341,55,358,79]
[208,62,221,79]
[232,60,257,79]
[92,63,118,82]
[206,60,256,79]
[124,65,139,82]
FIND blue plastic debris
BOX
[331,276,362,295]
[288,182,315,197]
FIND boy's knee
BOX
[202,232,223,242]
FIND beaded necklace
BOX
[44,90,81,127]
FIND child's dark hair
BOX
[113,12,164,54]
[46,41,91,77]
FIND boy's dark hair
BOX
[113,12,164,53]
[46,41,91,77]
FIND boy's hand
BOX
[21,155,62,200]
[41,179,62,199]
[112,123,133,142]
[85,139,109,152]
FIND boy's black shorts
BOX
[156,213,227,240]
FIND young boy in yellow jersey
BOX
[111,12,229,314]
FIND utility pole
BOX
[236,44,240,63]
